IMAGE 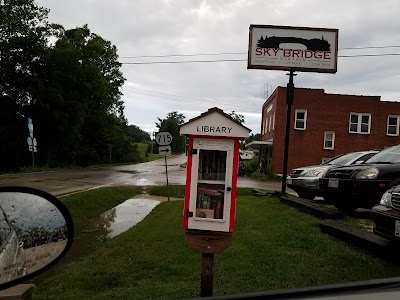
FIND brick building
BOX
[249,87,400,174]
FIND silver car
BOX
[287,150,378,200]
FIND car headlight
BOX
[380,190,392,207]
[355,167,379,179]
[303,169,324,177]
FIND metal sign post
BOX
[281,71,296,195]
[156,132,173,201]
[247,24,338,195]
[27,118,37,167]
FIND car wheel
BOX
[332,199,358,211]
[297,191,316,200]
[322,195,334,204]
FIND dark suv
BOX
[320,144,400,211]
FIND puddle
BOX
[117,170,139,174]
[63,198,160,262]
[98,199,160,238]
[134,177,155,186]
[83,198,160,239]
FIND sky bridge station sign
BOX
[248,25,338,73]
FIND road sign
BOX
[158,145,171,154]
[155,132,172,145]
[33,138,37,147]
[28,118,33,138]
[27,137,33,145]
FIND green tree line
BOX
[0,0,148,171]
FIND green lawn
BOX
[32,188,399,299]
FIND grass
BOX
[145,185,186,198]
[340,216,375,232]
[32,187,399,299]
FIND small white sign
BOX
[156,132,172,145]
[33,138,37,146]
[28,118,33,138]
[27,137,33,145]
[158,145,171,155]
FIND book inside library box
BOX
[198,149,227,181]
[195,149,228,220]
[196,184,225,219]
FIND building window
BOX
[324,131,335,150]
[268,116,272,132]
[264,117,268,134]
[272,112,275,131]
[294,109,307,130]
[387,115,399,136]
[349,113,371,134]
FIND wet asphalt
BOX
[0,154,294,196]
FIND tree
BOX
[0,0,54,170]
[31,25,132,167]
[0,0,138,170]
[127,125,151,142]
[229,111,245,124]
[241,132,260,149]
[155,111,186,153]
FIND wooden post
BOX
[185,230,232,297]
[201,253,214,297]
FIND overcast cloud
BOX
[37,0,400,135]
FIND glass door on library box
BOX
[189,138,234,232]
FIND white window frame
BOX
[323,131,335,150]
[387,115,400,136]
[264,117,268,134]
[272,112,275,131]
[268,116,272,132]
[294,109,307,130]
[349,113,371,134]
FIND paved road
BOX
[0,154,294,196]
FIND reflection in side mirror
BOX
[0,186,74,290]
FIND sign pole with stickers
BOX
[247,24,338,195]
[155,132,173,201]
[27,118,37,167]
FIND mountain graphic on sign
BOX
[257,36,331,51]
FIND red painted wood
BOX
[229,139,240,232]
[183,137,194,228]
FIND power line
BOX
[339,53,400,57]
[119,45,400,59]
[121,59,246,65]
[120,52,246,58]
[120,53,400,65]
[340,45,400,50]
[123,87,261,113]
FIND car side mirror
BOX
[354,160,364,165]
[0,187,73,290]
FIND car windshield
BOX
[365,146,400,164]
[325,152,363,166]
[5,0,400,298]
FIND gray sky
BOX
[37,0,400,135]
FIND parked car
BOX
[372,184,400,242]
[320,144,400,211]
[238,161,246,176]
[287,150,378,200]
